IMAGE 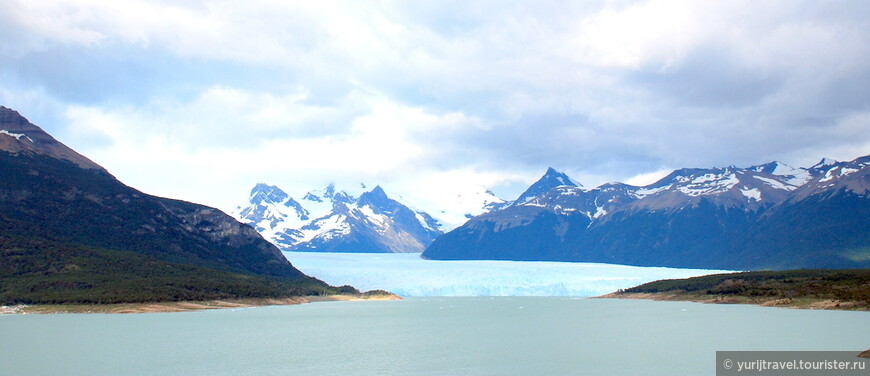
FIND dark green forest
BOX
[622,269,870,305]
[0,235,345,305]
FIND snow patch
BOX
[414,212,439,233]
[0,130,33,142]
[771,163,790,175]
[840,167,859,177]
[357,205,387,228]
[766,161,800,176]
[632,184,671,198]
[553,205,578,215]
[740,187,761,201]
[300,213,351,242]
[752,176,794,191]
[518,201,546,208]
[784,170,813,187]
[819,168,837,182]
[690,173,720,184]
[813,158,838,168]
[593,206,608,218]
[676,173,739,196]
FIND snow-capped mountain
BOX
[513,167,580,205]
[722,155,870,269]
[527,183,637,219]
[423,155,870,270]
[788,156,870,200]
[497,163,813,226]
[235,183,443,253]
[748,160,814,186]
[624,163,813,211]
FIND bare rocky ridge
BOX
[0,106,308,281]
[0,106,104,170]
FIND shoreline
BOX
[597,291,869,311]
[0,294,402,315]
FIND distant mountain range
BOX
[234,183,443,253]
[423,156,870,270]
[7,101,864,277]
[0,106,339,304]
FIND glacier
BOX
[284,252,730,297]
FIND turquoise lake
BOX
[2,297,868,376]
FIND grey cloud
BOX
[626,48,786,109]
[3,0,870,200]
[412,109,669,177]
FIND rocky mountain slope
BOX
[0,106,339,303]
[423,158,870,270]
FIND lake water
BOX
[3,297,868,376]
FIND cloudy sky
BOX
[2,0,870,227]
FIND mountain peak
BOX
[369,185,387,197]
[249,183,289,204]
[811,157,839,170]
[359,185,393,209]
[749,161,801,176]
[323,183,337,198]
[0,105,104,170]
[515,167,580,204]
[545,167,579,186]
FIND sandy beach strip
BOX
[597,291,868,311]
[1,294,401,315]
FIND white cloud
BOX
[60,85,492,215]
[571,0,699,69]
[625,169,673,187]
[392,168,529,229]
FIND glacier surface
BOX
[284,252,730,297]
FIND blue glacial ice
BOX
[284,252,731,297]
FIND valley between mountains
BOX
[2,104,869,308]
